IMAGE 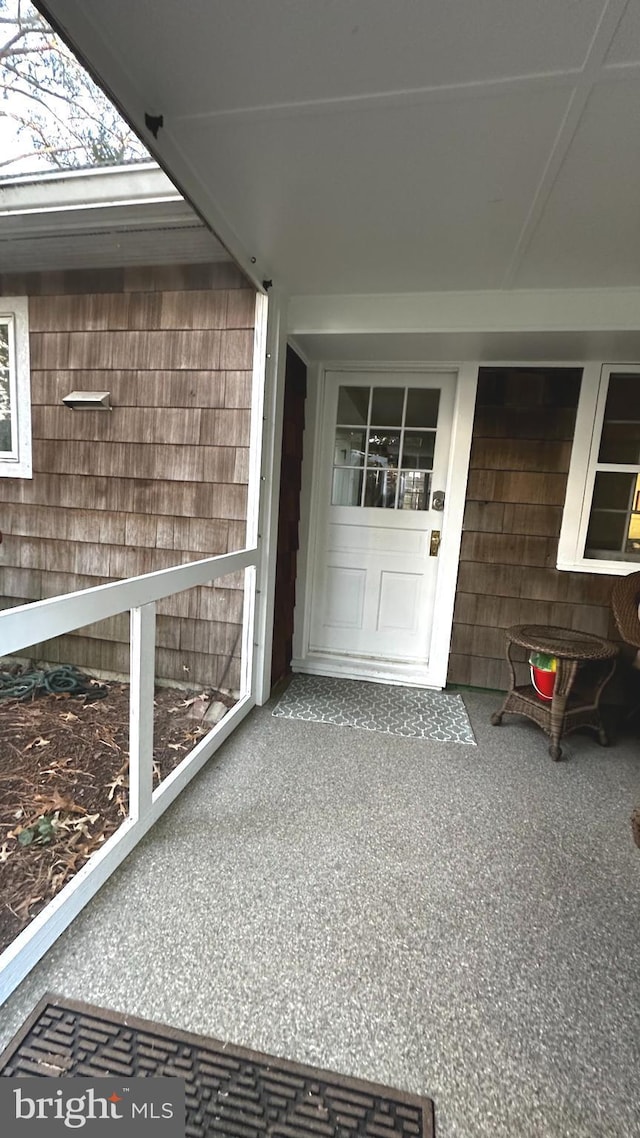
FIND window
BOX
[558,364,640,574]
[0,298,32,478]
[331,384,440,510]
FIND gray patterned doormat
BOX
[273,674,476,744]
[0,994,436,1137]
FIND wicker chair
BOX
[611,570,640,653]
[611,570,640,849]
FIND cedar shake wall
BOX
[448,368,618,690]
[0,262,254,691]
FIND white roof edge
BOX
[0,163,183,216]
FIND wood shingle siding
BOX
[0,475,247,520]
[0,262,255,692]
[31,330,228,370]
[30,370,252,409]
[448,368,617,691]
[28,288,250,331]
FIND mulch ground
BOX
[0,677,236,956]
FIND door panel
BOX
[377,571,421,633]
[324,566,366,628]
[328,523,425,555]
[309,370,455,669]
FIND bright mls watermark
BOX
[1,1077,184,1135]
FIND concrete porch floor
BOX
[0,690,638,1138]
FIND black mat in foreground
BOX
[0,994,435,1137]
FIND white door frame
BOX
[292,360,478,689]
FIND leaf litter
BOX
[0,679,235,954]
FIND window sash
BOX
[558,363,640,574]
[0,298,32,479]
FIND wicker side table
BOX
[491,624,619,761]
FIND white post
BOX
[241,564,257,698]
[253,292,288,704]
[129,602,156,821]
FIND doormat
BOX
[272,674,475,744]
[0,994,435,1138]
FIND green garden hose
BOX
[0,664,107,701]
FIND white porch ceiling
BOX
[37,1,640,297]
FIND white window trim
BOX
[558,361,640,576]
[0,296,32,479]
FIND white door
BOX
[307,370,455,681]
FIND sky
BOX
[0,0,148,181]
[1,0,58,176]
[0,111,49,177]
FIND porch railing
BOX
[0,546,258,1004]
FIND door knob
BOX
[432,490,445,511]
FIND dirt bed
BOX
[0,677,235,955]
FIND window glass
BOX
[600,373,640,420]
[0,323,12,453]
[585,471,640,560]
[598,373,640,463]
[599,421,640,464]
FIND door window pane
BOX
[367,432,400,468]
[337,386,369,425]
[405,388,440,428]
[401,431,435,470]
[398,471,430,511]
[332,468,363,506]
[371,387,404,426]
[334,428,365,466]
[364,469,397,508]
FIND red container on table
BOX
[531,665,556,701]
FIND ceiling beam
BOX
[288,288,640,334]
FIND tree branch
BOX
[0,0,148,169]
[1,61,139,147]
[0,140,82,168]
[1,44,52,60]
[2,55,134,142]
